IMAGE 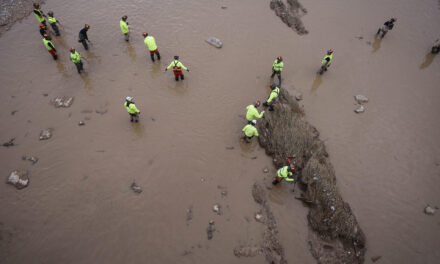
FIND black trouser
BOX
[129,113,139,122]
[79,39,88,50]
[150,51,161,62]
[50,23,60,36]
[74,61,83,73]
[271,70,282,86]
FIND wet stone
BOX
[233,246,261,257]
[205,37,223,48]
[354,95,369,104]
[354,105,365,114]
[78,121,85,126]
[225,146,234,150]
[11,110,18,115]
[206,221,216,240]
[39,129,52,140]
[7,170,29,189]
[213,204,222,215]
[52,96,74,108]
[263,167,269,173]
[424,205,436,215]
[186,205,193,224]
[130,182,142,194]
[295,93,303,101]
[371,255,382,262]
[2,138,15,147]
[255,212,265,223]
[22,155,38,165]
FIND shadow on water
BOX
[125,42,137,62]
[80,72,94,94]
[131,122,146,138]
[310,74,323,93]
[85,50,101,63]
[238,135,258,155]
[56,59,69,77]
[149,61,162,79]
[372,35,382,53]
[419,52,437,69]
[167,78,188,96]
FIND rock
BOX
[2,138,15,147]
[295,93,303,101]
[263,168,269,173]
[52,96,74,108]
[424,205,436,215]
[371,255,382,262]
[354,95,369,104]
[39,129,52,140]
[200,177,206,183]
[206,221,216,240]
[255,213,265,223]
[78,121,85,126]
[95,109,108,115]
[225,146,234,150]
[22,155,38,165]
[221,6,227,9]
[205,37,223,48]
[11,110,18,115]
[213,204,222,215]
[233,246,260,257]
[354,105,365,114]
[186,205,193,223]
[7,170,29,189]
[130,182,142,194]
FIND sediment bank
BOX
[258,89,366,264]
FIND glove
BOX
[165,68,167,71]
[261,111,265,114]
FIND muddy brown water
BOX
[0,0,439,263]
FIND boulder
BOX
[7,170,29,189]
[205,37,222,48]
[354,95,369,104]
[22,155,38,165]
[39,129,52,140]
[354,105,365,114]
[424,205,436,215]
[52,96,74,108]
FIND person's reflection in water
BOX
[55,59,69,77]
[80,72,94,93]
[419,52,437,69]
[132,122,145,138]
[149,60,162,79]
[311,74,323,93]
[126,42,137,62]
[372,35,382,53]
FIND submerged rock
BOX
[52,96,74,108]
[205,37,223,48]
[22,155,38,165]
[233,246,261,257]
[206,220,216,240]
[39,129,52,140]
[186,205,193,223]
[2,138,15,147]
[371,255,382,262]
[213,204,222,215]
[130,182,142,194]
[78,121,85,126]
[7,170,29,189]
[255,212,265,223]
[354,95,369,104]
[295,92,303,101]
[354,105,365,113]
[424,205,436,215]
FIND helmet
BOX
[126,96,133,102]
[391,17,396,22]
[40,23,45,29]
[122,15,128,20]
[277,56,283,62]
[255,100,261,107]
[48,11,54,16]
[270,83,277,89]
[33,3,39,8]
[69,47,75,52]
[327,49,333,54]
[287,165,292,171]
[174,55,179,60]
[85,24,90,29]
[251,119,257,125]
[142,32,147,37]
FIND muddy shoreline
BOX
[0,0,44,36]
[257,90,366,264]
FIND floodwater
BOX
[0,0,439,264]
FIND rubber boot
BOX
[156,52,161,60]
[175,76,179,81]
[269,105,274,111]
[181,74,184,80]
[150,54,155,62]
[53,55,58,60]
[272,179,279,185]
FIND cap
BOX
[277,56,283,61]
[142,32,147,37]
[255,100,261,106]
[251,119,257,125]
[126,96,133,102]
[327,49,333,54]
[174,55,179,60]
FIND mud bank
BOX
[258,89,366,264]
[0,0,44,36]
[270,0,308,35]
